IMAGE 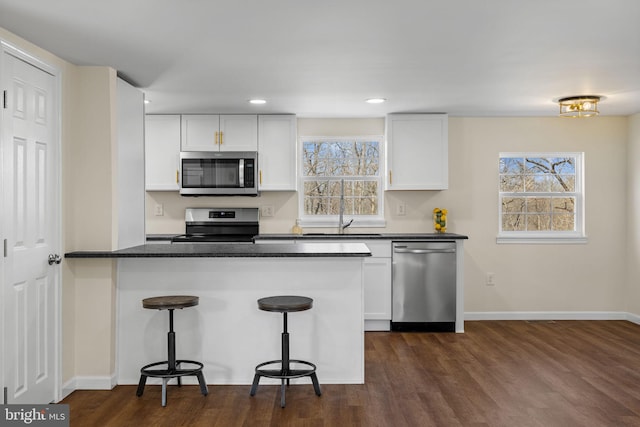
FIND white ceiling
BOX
[0,0,638,117]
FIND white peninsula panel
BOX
[116,257,364,385]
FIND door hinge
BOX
[3,90,7,109]
[3,386,7,404]
[3,239,7,257]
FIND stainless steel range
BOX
[171,208,259,243]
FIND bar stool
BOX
[249,295,321,408]
[136,295,208,407]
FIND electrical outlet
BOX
[396,203,406,216]
[154,203,164,216]
[261,205,274,217]
[486,272,496,286]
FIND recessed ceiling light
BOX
[366,98,386,104]
[249,99,267,105]
[144,99,150,104]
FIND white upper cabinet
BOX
[258,115,297,191]
[145,115,181,191]
[385,113,448,190]
[181,114,258,152]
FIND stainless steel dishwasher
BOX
[391,241,456,332]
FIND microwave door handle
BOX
[239,159,245,187]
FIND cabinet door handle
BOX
[220,131,224,145]
[215,131,219,145]
[176,170,179,183]
[389,171,393,185]
[259,170,262,185]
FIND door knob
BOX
[48,254,62,265]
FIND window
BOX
[299,136,385,227]
[498,152,586,243]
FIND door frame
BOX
[0,39,62,403]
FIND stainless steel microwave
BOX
[179,151,259,196]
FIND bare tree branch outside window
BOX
[302,138,381,216]
[499,155,579,232]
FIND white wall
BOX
[451,117,628,315]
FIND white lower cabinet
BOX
[361,241,392,331]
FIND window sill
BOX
[496,234,588,244]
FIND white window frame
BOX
[497,152,587,244]
[298,135,386,228]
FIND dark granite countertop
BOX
[65,242,372,259]
[146,232,468,242]
[253,232,468,240]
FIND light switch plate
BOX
[154,203,164,216]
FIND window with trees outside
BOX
[299,136,385,227]
[498,152,586,243]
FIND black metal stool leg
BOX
[250,373,261,396]
[136,374,147,397]
[167,309,183,389]
[311,372,322,396]
[282,312,289,375]
[197,371,209,396]
[281,379,286,408]
[281,312,289,407]
[168,309,176,369]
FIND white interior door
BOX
[1,46,60,404]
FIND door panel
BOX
[2,49,59,404]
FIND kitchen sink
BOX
[302,233,383,238]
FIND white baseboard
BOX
[364,320,391,331]
[62,375,117,397]
[627,312,640,325]
[464,311,638,322]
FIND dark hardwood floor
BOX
[62,321,640,426]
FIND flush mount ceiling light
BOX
[365,98,386,104]
[249,99,267,105]
[558,95,601,118]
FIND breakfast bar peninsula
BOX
[65,242,371,386]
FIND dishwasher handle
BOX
[393,246,456,254]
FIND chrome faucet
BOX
[339,179,354,234]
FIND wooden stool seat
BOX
[142,295,199,310]
[250,295,321,408]
[257,295,313,313]
[136,295,208,406]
